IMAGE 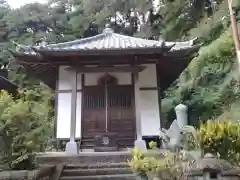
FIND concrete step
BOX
[62,167,132,176]
[65,162,128,169]
[60,174,136,180]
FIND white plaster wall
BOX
[58,66,82,90]
[56,66,82,139]
[56,93,71,138]
[57,92,82,139]
[140,90,161,136]
[85,72,131,86]
[139,64,157,87]
[56,92,82,139]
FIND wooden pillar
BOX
[133,72,147,150]
[70,71,77,142]
[65,70,78,154]
[156,63,163,128]
[134,72,142,140]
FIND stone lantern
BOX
[187,153,240,180]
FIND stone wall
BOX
[186,154,240,180]
[0,166,54,180]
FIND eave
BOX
[12,45,200,91]
[0,76,19,95]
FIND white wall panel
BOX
[56,93,71,138]
[58,66,82,90]
[56,92,82,139]
[140,90,160,136]
[139,64,157,87]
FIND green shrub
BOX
[199,119,240,165]
[128,148,192,180]
[0,87,53,170]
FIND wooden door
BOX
[82,87,106,137]
[108,85,135,147]
[82,75,135,148]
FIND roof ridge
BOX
[114,33,164,44]
[44,32,165,50]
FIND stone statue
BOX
[159,119,184,152]
[159,104,202,160]
[159,104,188,152]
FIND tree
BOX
[0,86,53,170]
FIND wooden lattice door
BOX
[82,87,106,136]
[108,86,135,136]
[82,74,135,147]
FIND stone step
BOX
[60,174,136,180]
[65,162,128,169]
[62,167,132,176]
[37,152,132,166]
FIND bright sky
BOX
[7,0,45,9]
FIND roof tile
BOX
[38,32,165,51]
[14,28,198,54]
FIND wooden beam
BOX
[65,66,146,73]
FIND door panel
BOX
[108,86,135,139]
[82,87,106,136]
[82,85,135,147]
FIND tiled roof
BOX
[166,37,198,51]
[14,27,198,54]
[36,28,166,51]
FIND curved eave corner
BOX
[0,76,19,95]
[158,39,201,91]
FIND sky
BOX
[7,0,45,9]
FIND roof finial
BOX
[103,23,114,34]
